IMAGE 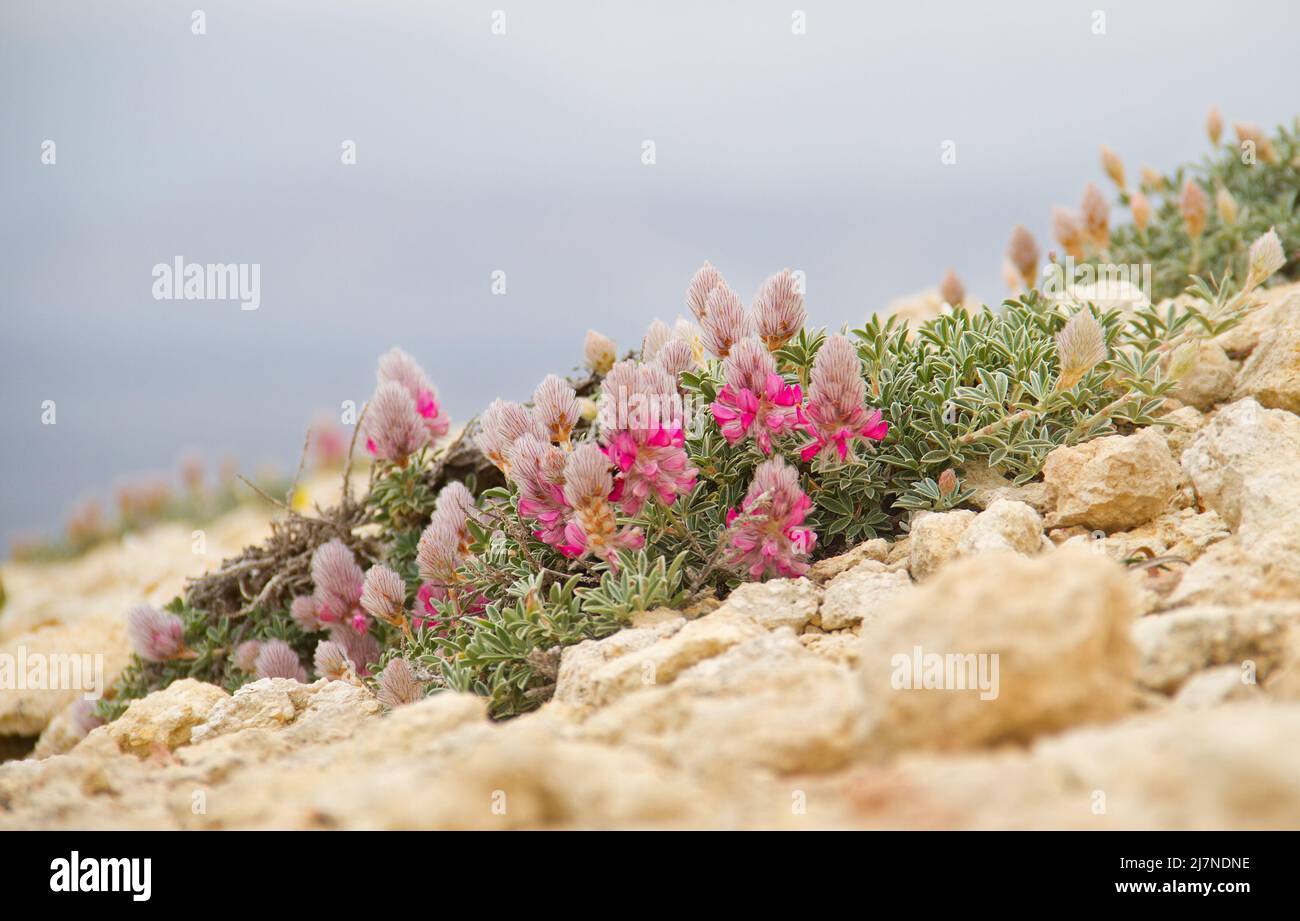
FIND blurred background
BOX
[3,0,1299,548]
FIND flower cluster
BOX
[364,348,450,464]
[711,338,804,454]
[723,456,817,579]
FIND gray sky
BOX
[3,0,1299,544]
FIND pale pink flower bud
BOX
[1051,208,1084,259]
[533,374,580,444]
[417,513,463,583]
[126,604,185,662]
[1233,122,1277,164]
[477,399,544,472]
[364,381,427,463]
[752,269,805,351]
[312,640,354,682]
[255,639,308,683]
[1179,179,1208,240]
[655,337,696,378]
[686,261,725,323]
[290,595,320,632]
[938,268,965,307]
[1215,187,1238,226]
[233,640,262,672]
[563,442,613,509]
[584,329,617,375]
[1247,228,1286,289]
[938,468,958,497]
[1080,182,1110,249]
[310,539,365,624]
[1130,192,1151,232]
[327,622,380,677]
[1206,105,1223,145]
[701,284,752,359]
[377,347,449,443]
[376,658,424,708]
[1007,225,1040,287]
[641,319,672,361]
[1055,310,1107,390]
[1099,145,1126,190]
[360,564,407,628]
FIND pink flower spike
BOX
[722,455,817,580]
[126,604,186,662]
[800,334,887,464]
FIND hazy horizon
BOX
[4,0,1299,545]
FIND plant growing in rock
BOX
[98,138,1291,724]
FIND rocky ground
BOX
[3,282,1300,830]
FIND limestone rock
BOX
[715,578,822,633]
[1173,666,1261,709]
[820,562,913,631]
[858,547,1138,753]
[1233,297,1300,413]
[0,618,129,738]
[808,539,890,583]
[956,499,1046,557]
[1043,428,1181,531]
[582,630,865,774]
[962,459,1051,513]
[1132,603,1300,693]
[1180,398,1300,534]
[554,606,765,711]
[1172,342,1237,410]
[104,679,229,758]
[1159,405,1206,457]
[907,510,975,580]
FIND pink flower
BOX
[752,269,805,351]
[710,338,803,454]
[509,433,572,549]
[313,640,355,682]
[364,381,428,463]
[377,347,450,443]
[255,639,308,682]
[416,483,477,583]
[598,361,697,515]
[310,539,365,626]
[799,334,889,463]
[724,456,817,580]
[559,443,645,564]
[654,338,696,378]
[126,604,186,662]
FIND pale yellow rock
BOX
[801,631,862,666]
[955,498,1046,557]
[553,615,686,710]
[104,678,229,758]
[1043,428,1181,531]
[1159,405,1206,457]
[858,547,1138,753]
[907,510,975,580]
[1211,281,1300,358]
[716,578,822,633]
[1132,603,1300,693]
[1172,341,1238,410]
[0,617,129,737]
[1180,398,1300,534]
[961,459,1051,513]
[808,538,890,583]
[581,630,865,775]
[819,561,912,631]
[1233,297,1300,413]
[1172,666,1261,709]
[852,702,1300,829]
